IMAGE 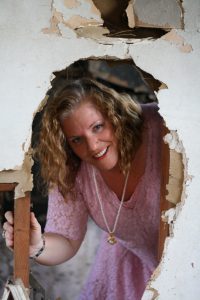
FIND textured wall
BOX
[0,0,200,299]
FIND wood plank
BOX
[158,124,174,261]
[14,193,30,288]
[0,183,17,192]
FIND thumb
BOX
[30,212,41,232]
[30,212,42,247]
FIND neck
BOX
[99,163,123,178]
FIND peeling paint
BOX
[164,130,185,153]
[163,131,185,205]
[75,26,121,44]
[54,0,102,27]
[0,152,33,199]
[142,288,159,300]
[147,288,159,300]
[42,0,103,36]
[65,15,101,29]
[162,29,193,53]
[161,129,193,239]
[158,82,168,90]
[162,206,177,236]
[166,149,184,205]
[64,0,80,9]
[42,8,63,36]
[126,0,135,28]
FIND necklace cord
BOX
[93,168,130,235]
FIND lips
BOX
[93,147,108,159]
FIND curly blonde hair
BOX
[34,78,143,198]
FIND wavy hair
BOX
[34,78,143,199]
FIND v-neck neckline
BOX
[93,166,147,209]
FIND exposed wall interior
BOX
[0,0,200,299]
[134,0,184,29]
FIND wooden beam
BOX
[0,183,17,192]
[14,192,30,288]
[158,125,174,261]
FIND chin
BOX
[96,160,119,172]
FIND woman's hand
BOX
[3,211,82,265]
[3,211,43,257]
[3,211,15,249]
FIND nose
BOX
[86,136,98,152]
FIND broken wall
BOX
[0,0,200,299]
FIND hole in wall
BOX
[88,0,183,39]
[47,59,164,104]
[105,27,167,39]
[31,57,170,240]
[29,58,184,298]
[31,58,164,231]
[92,0,130,32]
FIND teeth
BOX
[94,148,107,158]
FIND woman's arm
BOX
[3,211,82,266]
[34,232,82,266]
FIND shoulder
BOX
[141,102,163,124]
[75,161,93,189]
[141,102,159,115]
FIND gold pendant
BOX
[107,233,117,245]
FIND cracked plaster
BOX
[0,0,200,299]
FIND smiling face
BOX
[61,100,119,172]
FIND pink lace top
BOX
[45,103,163,300]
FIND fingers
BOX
[3,211,14,248]
[3,211,42,250]
[5,211,14,224]
[29,212,43,250]
[4,234,14,248]
[2,222,14,248]
[30,212,41,231]
[3,221,14,234]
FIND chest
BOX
[101,142,147,201]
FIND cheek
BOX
[70,144,86,159]
[102,126,116,140]
[108,130,118,147]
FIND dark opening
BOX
[91,0,168,38]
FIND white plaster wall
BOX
[0,0,121,171]
[0,0,200,299]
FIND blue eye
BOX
[93,123,104,132]
[71,137,82,144]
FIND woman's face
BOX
[61,101,119,172]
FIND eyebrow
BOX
[66,119,104,139]
[88,120,101,129]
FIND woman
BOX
[3,78,163,299]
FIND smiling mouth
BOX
[93,147,109,159]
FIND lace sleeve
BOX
[44,188,88,241]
